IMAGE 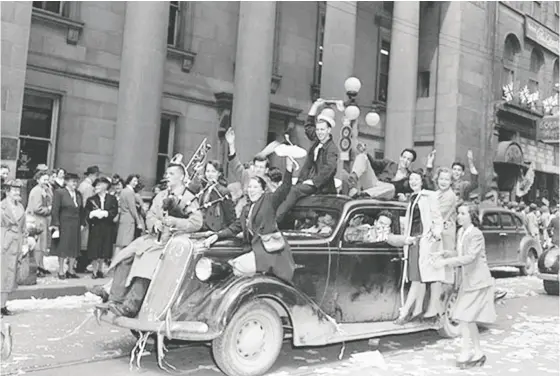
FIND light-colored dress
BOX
[449,225,496,324]
[25,185,52,252]
[1,199,26,294]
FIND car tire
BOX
[212,300,283,376]
[519,249,538,276]
[543,280,559,296]
[438,289,460,338]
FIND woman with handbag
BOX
[203,157,295,281]
[393,169,445,325]
[434,203,496,369]
[25,171,52,277]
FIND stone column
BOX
[231,2,276,163]
[320,1,358,173]
[0,2,33,177]
[112,2,169,187]
[384,1,420,161]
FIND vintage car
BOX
[479,207,542,275]
[100,196,459,376]
[537,245,559,295]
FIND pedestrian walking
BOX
[1,180,27,316]
[25,171,52,277]
[51,173,85,279]
[434,203,496,369]
[85,177,119,278]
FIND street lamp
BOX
[323,77,381,167]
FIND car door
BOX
[499,212,522,263]
[481,211,503,265]
[334,206,405,323]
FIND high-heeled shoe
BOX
[466,355,486,368]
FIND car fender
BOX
[519,235,541,260]
[203,275,340,347]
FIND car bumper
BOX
[99,313,218,341]
[536,272,559,282]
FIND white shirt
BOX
[66,187,78,207]
[98,193,106,210]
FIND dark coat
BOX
[217,171,295,282]
[366,155,413,195]
[85,193,118,260]
[51,188,85,258]
[298,115,339,194]
[198,182,236,232]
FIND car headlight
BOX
[195,257,232,282]
[195,257,213,281]
[544,249,559,269]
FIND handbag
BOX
[259,231,286,253]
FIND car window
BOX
[342,208,404,248]
[513,215,524,228]
[278,207,340,238]
[482,213,500,228]
[500,213,516,229]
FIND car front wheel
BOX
[212,300,283,376]
[438,289,460,338]
[519,250,538,276]
[543,280,559,296]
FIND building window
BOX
[156,116,176,183]
[377,40,390,102]
[312,2,326,99]
[167,1,180,47]
[553,60,559,92]
[501,34,520,97]
[17,91,60,180]
[529,47,544,92]
[374,150,384,160]
[32,1,70,17]
[382,1,394,13]
[417,71,430,98]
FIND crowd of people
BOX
[1,97,558,369]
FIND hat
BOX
[92,177,112,187]
[529,203,538,210]
[84,166,100,175]
[64,173,80,181]
[4,179,23,188]
[468,192,480,200]
[316,112,335,128]
[36,164,49,172]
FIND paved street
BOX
[1,272,558,376]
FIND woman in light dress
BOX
[435,204,496,369]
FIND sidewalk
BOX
[12,274,111,300]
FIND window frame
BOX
[340,206,405,249]
[167,1,181,47]
[156,115,177,182]
[311,1,327,100]
[499,213,516,229]
[16,89,61,179]
[32,1,68,17]
[376,38,391,103]
[481,212,501,229]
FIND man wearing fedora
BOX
[276,98,339,223]
[78,166,100,272]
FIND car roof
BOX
[293,194,407,214]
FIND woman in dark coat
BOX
[204,157,295,281]
[51,173,85,279]
[191,160,236,232]
[85,177,118,279]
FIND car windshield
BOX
[279,206,341,238]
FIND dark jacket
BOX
[298,115,339,194]
[85,193,119,260]
[190,177,236,232]
[366,155,413,195]
[217,171,295,281]
[51,188,85,258]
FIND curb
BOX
[11,285,89,300]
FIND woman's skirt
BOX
[116,221,135,247]
[407,220,423,282]
[452,284,497,324]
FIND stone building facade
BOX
[1,1,558,201]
